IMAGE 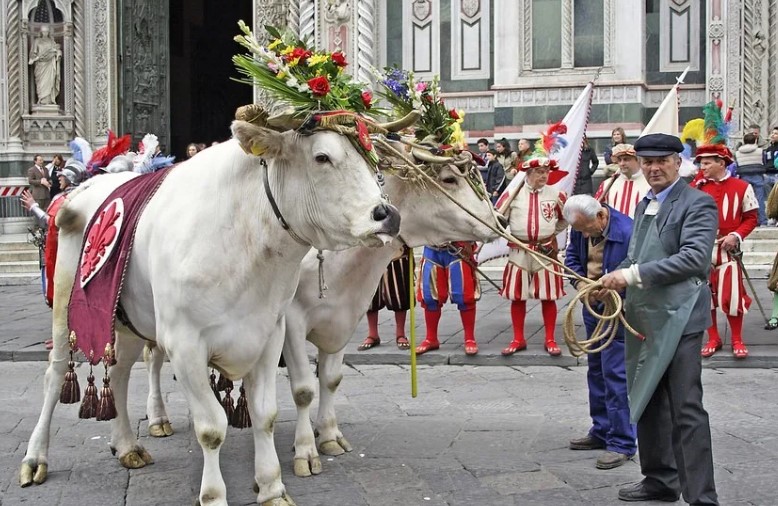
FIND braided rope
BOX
[373,136,639,355]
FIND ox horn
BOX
[235,104,268,126]
[267,109,305,131]
[411,147,454,165]
[452,151,474,167]
[377,110,422,133]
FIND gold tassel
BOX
[59,332,80,404]
[221,386,234,421]
[96,343,116,421]
[230,385,252,429]
[79,371,98,419]
[210,370,221,402]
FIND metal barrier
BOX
[0,195,28,219]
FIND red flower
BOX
[286,47,312,64]
[307,76,331,97]
[331,51,348,67]
[449,109,460,120]
[361,90,373,109]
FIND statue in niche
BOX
[28,25,62,106]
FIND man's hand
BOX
[719,234,739,253]
[601,270,628,291]
[20,190,36,211]
[41,178,51,189]
[510,168,518,176]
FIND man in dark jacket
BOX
[484,149,506,204]
[564,194,636,470]
[573,137,600,195]
[763,127,778,224]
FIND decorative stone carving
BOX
[323,0,350,24]
[725,0,742,134]
[709,17,724,43]
[355,0,376,84]
[461,0,479,17]
[91,0,110,135]
[413,0,431,21]
[6,0,23,139]
[741,0,769,130]
[299,0,315,41]
[254,0,288,107]
[28,25,62,106]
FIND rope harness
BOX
[373,136,639,357]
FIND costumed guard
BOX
[358,245,411,351]
[499,123,568,357]
[564,194,636,469]
[594,143,650,219]
[415,241,481,356]
[694,101,758,359]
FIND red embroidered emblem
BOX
[540,200,557,222]
[355,119,374,153]
[80,198,125,287]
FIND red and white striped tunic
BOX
[501,184,567,301]
[594,172,650,219]
[696,175,758,316]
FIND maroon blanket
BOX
[68,168,172,365]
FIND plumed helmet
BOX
[101,154,134,174]
[58,158,87,186]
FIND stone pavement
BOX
[3,279,778,367]
[0,362,776,505]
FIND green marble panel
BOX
[386,0,403,67]
[463,112,494,131]
[0,161,28,179]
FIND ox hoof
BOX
[318,437,352,456]
[149,421,174,438]
[20,462,47,487]
[293,456,322,477]
[119,449,154,469]
[261,493,297,506]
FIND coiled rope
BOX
[374,137,639,357]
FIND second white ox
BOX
[19,120,401,506]
[142,149,502,478]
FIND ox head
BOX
[376,142,502,246]
[231,115,403,250]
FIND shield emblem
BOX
[540,200,557,222]
[80,198,125,287]
[413,0,431,21]
[461,0,480,18]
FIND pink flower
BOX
[416,82,428,92]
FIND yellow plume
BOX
[681,118,704,144]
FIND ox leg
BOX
[144,343,173,437]
[167,340,228,506]
[110,326,154,469]
[20,239,79,487]
[315,349,352,456]
[282,327,321,478]
[244,324,294,505]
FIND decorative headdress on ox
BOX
[232,22,417,166]
[691,99,734,165]
[519,122,570,186]
[133,133,176,174]
[372,67,485,195]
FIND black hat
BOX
[633,133,684,157]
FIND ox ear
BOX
[231,120,284,159]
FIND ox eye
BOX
[442,176,457,185]
[315,154,330,164]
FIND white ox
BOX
[141,149,503,477]
[19,120,401,506]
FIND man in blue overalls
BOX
[564,194,636,470]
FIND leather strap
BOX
[261,158,309,246]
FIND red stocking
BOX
[510,300,527,345]
[541,300,558,345]
[366,310,379,338]
[423,309,442,345]
[726,313,744,346]
[706,309,722,345]
[394,311,407,338]
[460,308,477,344]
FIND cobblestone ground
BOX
[0,362,776,505]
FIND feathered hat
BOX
[693,99,733,164]
[520,121,569,185]
[87,130,132,174]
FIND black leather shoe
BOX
[618,481,679,502]
[569,434,605,450]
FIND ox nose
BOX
[372,203,401,236]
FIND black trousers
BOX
[637,331,718,505]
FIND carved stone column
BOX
[253,0,290,107]
[741,0,769,133]
[768,0,778,131]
